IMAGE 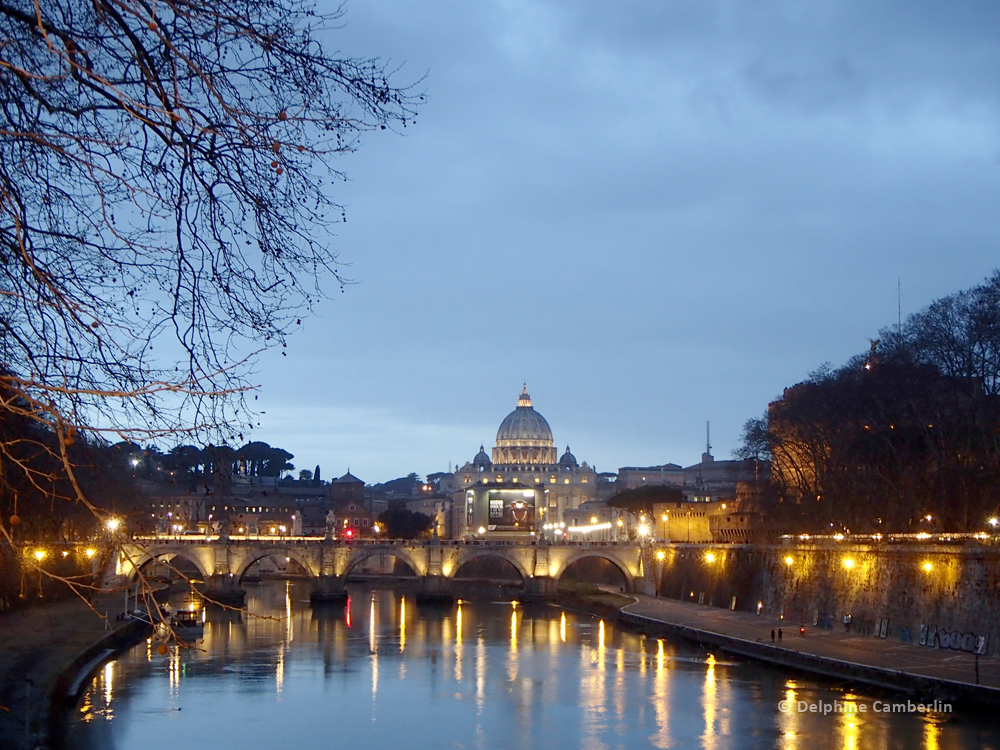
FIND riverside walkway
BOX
[0,593,140,749]
[621,594,1000,704]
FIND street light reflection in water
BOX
[69,581,999,750]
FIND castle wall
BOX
[657,542,1000,656]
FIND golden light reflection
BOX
[560,611,566,642]
[78,689,93,722]
[595,621,606,673]
[506,607,520,685]
[580,633,607,748]
[102,660,114,707]
[399,597,406,652]
[370,596,377,653]
[650,639,671,748]
[924,718,941,750]
[276,642,284,696]
[455,603,463,682]
[168,647,180,699]
[285,581,293,643]
[476,635,486,714]
[702,653,717,750]
[834,693,862,750]
[779,681,798,750]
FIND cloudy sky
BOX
[251,0,1000,483]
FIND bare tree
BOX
[0,0,418,593]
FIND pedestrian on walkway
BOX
[778,628,783,642]
[771,629,775,643]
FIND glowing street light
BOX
[33,549,46,562]
[784,556,794,566]
[842,558,855,570]
[922,561,934,573]
[655,550,665,561]
[105,518,120,532]
[704,552,716,563]
[988,517,999,529]
[85,548,96,558]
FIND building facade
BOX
[454,386,596,536]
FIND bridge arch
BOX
[447,549,529,582]
[233,548,320,581]
[126,547,211,582]
[341,547,426,579]
[552,551,634,593]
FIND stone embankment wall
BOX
[657,542,1000,655]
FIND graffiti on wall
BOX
[920,625,988,655]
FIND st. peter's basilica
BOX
[454,386,596,536]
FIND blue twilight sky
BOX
[249,0,1000,484]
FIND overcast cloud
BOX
[248,0,1000,483]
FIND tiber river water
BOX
[67,581,1000,750]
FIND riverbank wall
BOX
[47,618,152,748]
[656,542,1000,656]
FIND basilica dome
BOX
[493,386,558,466]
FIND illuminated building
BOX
[454,386,596,536]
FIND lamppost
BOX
[637,522,649,545]
[104,517,122,585]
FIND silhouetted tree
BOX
[377,507,433,540]
[0,0,418,601]
[608,485,683,517]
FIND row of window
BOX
[465,475,582,486]
[339,518,370,527]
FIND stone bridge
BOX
[111,537,658,603]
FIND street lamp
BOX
[105,518,120,533]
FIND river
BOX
[66,581,999,749]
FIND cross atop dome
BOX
[517,384,532,408]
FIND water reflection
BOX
[68,581,1000,750]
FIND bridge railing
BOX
[127,535,642,548]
